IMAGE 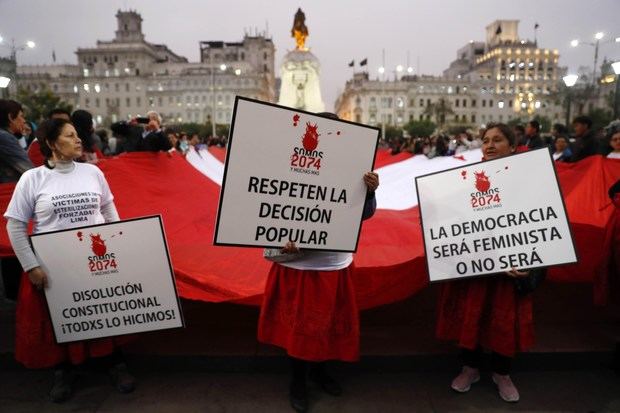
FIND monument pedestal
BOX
[278,49,325,113]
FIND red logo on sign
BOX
[90,234,107,256]
[302,122,319,151]
[474,171,491,193]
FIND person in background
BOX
[605,130,620,159]
[552,136,573,162]
[570,116,602,162]
[0,99,33,183]
[71,110,104,164]
[4,118,136,403]
[0,99,34,302]
[135,111,172,152]
[522,120,545,150]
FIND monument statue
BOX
[291,8,309,51]
[278,8,325,112]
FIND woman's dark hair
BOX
[483,122,516,147]
[71,110,95,152]
[554,135,569,144]
[317,112,339,120]
[37,118,71,167]
[0,99,23,129]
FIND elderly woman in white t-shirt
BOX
[4,118,135,403]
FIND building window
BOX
[95,98,100,108]
[471,99,476,107]
[455,99,460,107]
[471,114,476,123]
[489,100,494,107]
[126,97,131,107]
[482,100,486,107]
[136,97,141,106]
[463,99,467,108]
[85,98,90,108]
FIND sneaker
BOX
[492,373,520,402]
[289,378,308,413]
[308,366,342,396]
[451,366,480,393]
[109,362,136,394]
[49,368,74,403]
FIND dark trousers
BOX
[461,347,512,375]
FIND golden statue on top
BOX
[291,8,309,51]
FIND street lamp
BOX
[570,32,620,86]
[378,65,386,140]
[0,36,36,61]
[563,74,579,127]
[210,56,227,137]
[612,61,620,119]
[0,76,10,99]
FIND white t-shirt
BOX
[280,251,353,271]
[607,152,620,159]
[4,162,114,234]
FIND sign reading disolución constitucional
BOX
[416,149,577,282]
[214,97,379,252]
[30,216,184,343]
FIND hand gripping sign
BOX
[30,216,184,343]
[415,149,577,282]
[214,97,379,252]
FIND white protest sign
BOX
[416,149,577,282]
[30,216,184,343]
[214,97,379,251]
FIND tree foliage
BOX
[404,119,436,137]
[15,86,73,123]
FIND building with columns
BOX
[13,10,276,128]
[336,20,564,131]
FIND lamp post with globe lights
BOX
[0,36,36,95]
[377,59,412,141]
[563,74,579,127]
[612,61,620,119]
[570,32,620,86]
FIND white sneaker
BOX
[451,366,480,392]
[492,373,520,402]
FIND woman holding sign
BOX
[436,123,542,403]
[4,118,135,403]
[258,160,378,413]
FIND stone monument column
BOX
[277,8,325,112]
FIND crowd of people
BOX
[383,117,620,163]
[0,97,619,412]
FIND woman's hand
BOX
[363,171,379,192]
[504,268,529,278]
[27,267,48,290]
[281,241,300,254]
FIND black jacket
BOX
[570,131,602,162]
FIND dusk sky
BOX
[1,0,619,109]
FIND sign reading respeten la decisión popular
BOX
[214,97,379,252]
[416,149,577,282]
[30,216,184,344]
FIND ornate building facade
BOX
[14,10,276,127]
[335,20,564,131]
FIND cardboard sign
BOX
[416,149,577,282]
[30,216,184,343]
[214,97,379,252]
